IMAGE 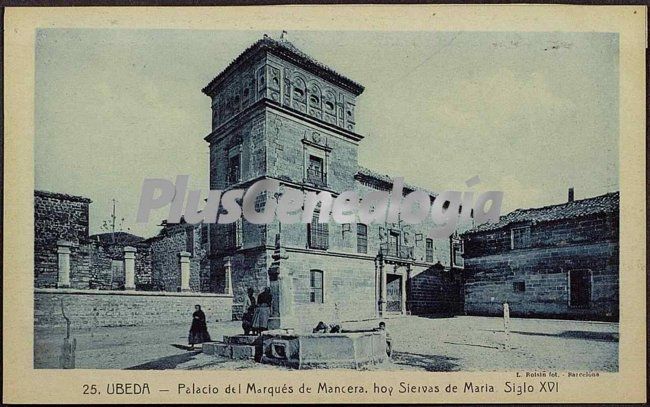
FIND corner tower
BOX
[202,34,365,321]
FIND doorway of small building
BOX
[386,274,403,313]
[569,269,592,308]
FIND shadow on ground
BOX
[415,313,460,320]
[443,341,500,350]
[480,329,618,342]
[391,351,459,372]
[126,348,201,370]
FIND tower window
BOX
[228,154,241,184]
[426,238,434,263]
[310,95,320,106]
[224,219,242,250]
[357,223,368,254]
[306,155,326,186]
[293,87,305,99]
[307,211,328,250]
[513,281,526,292]
[310,270,324,303]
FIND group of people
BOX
[189,288,393,358]
[241,286,273,336]
[187,286,274,348]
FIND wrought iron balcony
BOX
[379,243,414,260]
[306,168,327,187]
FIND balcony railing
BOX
[379,243,414,260]
[306,168,327,187]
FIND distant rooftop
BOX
[35,190,92,204]
[463,191,619,234]
[202,35,365,97]
[355,166,438,198]
[90,232,146,245]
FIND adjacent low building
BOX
[461,190,619,321]
[33,191,232,330]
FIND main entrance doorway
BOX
[386,274,403,313]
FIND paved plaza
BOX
[34,316,618,371]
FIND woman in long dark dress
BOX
[252,287,272,335]
[188,305,211,349]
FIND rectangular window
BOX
[224,219,242,250]
[511,226,531,249]
[425,238,434,263]
[308,211,329,250]
[357,223,368,254]
[228,154,241,184]
[388,231,400,257]
[513,281,526,292]
[569,269,591,308]
[452,240,464,268]
[306,155,326,186]
[254,191,267,212]
[310,270,324,303]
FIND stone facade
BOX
[33,192,232,330]
[148,221,212,292]
[461,192,619,321]
[34,191,91,288]
[204,36,464,328]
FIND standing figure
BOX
[188,305,211,349]
[241,287,257,335]
[377,321,392,357]
[252,287,272,335]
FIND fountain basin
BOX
[260,330,387,369]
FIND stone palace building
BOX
[34,36,466,331]
[204,35,466,328]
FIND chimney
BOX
[568,187,575,202]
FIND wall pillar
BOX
[268,234,293,330]
[401,267,407,315]
[123,246,137,290]
[406,264,412,315]
[56,240,72,288]
[224,257,233,295]
[379,260,387,316]
[179,251,191,292]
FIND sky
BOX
[35,29,619,238]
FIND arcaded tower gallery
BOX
[202,35,464,330]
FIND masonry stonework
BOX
[204,36,463,329]
[461,193,619,321]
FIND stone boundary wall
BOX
[34,289,233,330]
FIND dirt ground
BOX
[34,315,618,371]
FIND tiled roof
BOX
[35,190,92,203]
[355,166,437,197]
[202,35,365,97]
[463,191,619,234]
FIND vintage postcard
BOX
[3,5,647,404]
